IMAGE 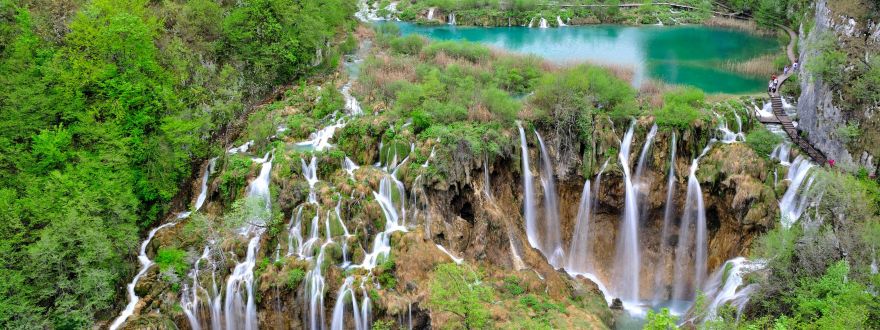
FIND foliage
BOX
[503,276,525,296]
[745,125,783,159]
[644,308,679,330]
[428,263,493,329]
[805,32,848,86]
[0,0,353,326]
[788,261,874,328]
[835,123,861,144]
[155,248,189,278]
[653,87,707,129]
[287,267,306,289]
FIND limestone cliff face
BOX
[797,0,880,174]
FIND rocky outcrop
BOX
[797,0,880,174]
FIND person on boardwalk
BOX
[783,65,790,75]
[792,60,799,71]
[769,75,778,93]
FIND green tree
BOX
[429,263,493,329]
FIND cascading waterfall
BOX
[303,157,320,204]
[436,244,464,264]
[517,122,538,250]
[539,17,549,28]
[566,180,593,273]
[701,257,766,320]
[343,157,360,179]
[528,17,535,28]
[779,156,816,228]
[652,133,677,304]
[307,241,330,330]
[223,157,273,330]
[341,82,363,115]
[330,277,366,330]
[298,118,345,151]
[109,222,178,330]
[448,13,456,25]
[182,246,212,330]
[770,143,792,165]
[672,157,708,305]
[715,112,745,144]
[614,123,641,304]
[556,16,567,26]
[535,130,565,268]
[427,7,435,20]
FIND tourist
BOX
[783,65,790,74]
[792,60,799,71]
[768,78,775,93]
[829,159,835,167]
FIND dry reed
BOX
[722,53,779,78]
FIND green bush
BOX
[806,32,848,86]
[644,308,678,330]
[390,34,426,55]
[745,125,783,158]
[654,87,707,129]
[287,267,306,289]
[155,248,189,277]
[429,263,493,329]
[423,40,491,63]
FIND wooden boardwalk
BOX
[757,26,827,165]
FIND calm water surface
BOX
[393,22,781,94]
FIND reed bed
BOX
[722,53,782,78]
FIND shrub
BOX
[644,308,678,330]
[313,87,344,120]
[791,261,874,328]
[745,126,783,158]
[287,267,306,289]
[429,263,493,329]
[835,123,861,144]
[806,32,847,86]
[390,34,425,55]
[423,40,491,63]
[654,87,707,129]
[155,248,189,277]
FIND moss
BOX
[155,248,189,278]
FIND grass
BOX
[722,53,783,78]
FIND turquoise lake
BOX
[391,22,782,94]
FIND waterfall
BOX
[715,112,744,144]
[448,13,456,25]
[672,157,708,305]
[517,122,538,250]
[330,277,366,330]
[779,156,815,228]
[556,16,567,27]
[357,172,408,270]
[421,146,436,168]
[701,257,766,320]
[228,140,253,154]
[182,246,213,330]
[427,7,435,20]
[109,222,178,330]
[539,17,549,28]
[298,119,345,151]
[483,155,492,199]
[635,124,658,183]
[307,242,330,329]
[223,158,273,330]
[303,157,319,204]
[614,123,641,304]
[341,82,363,115]
[770,143,791,165]
[566,180,592,273]
[528,17,535,28]
[652,133,677,303]
[535,130,565,268]
[436,244,464,264]
[343,157,360,179]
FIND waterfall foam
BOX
[701,257,766,320]
[556,16,567,27]
[779,156,815,228]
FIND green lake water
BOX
[392,22,782,94]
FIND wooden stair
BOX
[768,95,827,165]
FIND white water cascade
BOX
[701,257,766,320]
[566,180,593,273]
[770,143,792,165]
[672,157,709,305]
[330,276,368,330]
[109,222,179,330]
[436,244,464,264]
[342,82,363,115]
[448,13,456,25]
[517,122,538,250]
[535,130,565,268]
[652,133,677,303]
[614,123,641,304]
[779,156,816,228]
[539,17,549,28]
[298,119,345,151]
[427,7,435,20]
[223,157,273,330]
[556,16,567,26]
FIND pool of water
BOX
[391,22,781,94]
